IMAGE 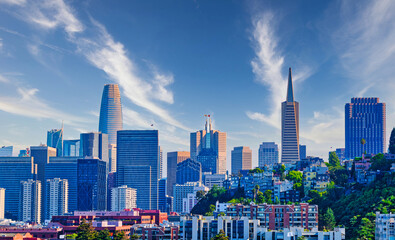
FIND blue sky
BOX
[0,0,394,171]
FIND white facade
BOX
[109,144,117,173]
[182,193,198,213]
[111,185,137,211]
[376,212,395,240]
[256,227,345,240]
[215,201,231,213]
[46,178,68,220]
[19,179,41,224]
[259,142,279,167]
[174,182,208,213]
[0,188,4,219]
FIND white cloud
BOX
[0,0,25,5]
[0,86,89,126]
[0,74,9,83]
[0,38,3,50]
[248,12,312,129]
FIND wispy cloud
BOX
[0,0,190,132]
[0,0,26,6]
[247,12,312,129]
[0,86,89,126]
[0,38,3,50]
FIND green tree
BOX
[114,231,128,240]
[130,234,140,240]
[196,190,206,201]
[66,233,77,240]
[264,190,273,204]
[297,237,306,240]
[275,196,280,204]
[322,208,336,231]
[370,153,394,171]
[211,230,229,240]
[358,218,375,239]
[249,167,263,174]
[97,229,111,240]
[389,128,395,154]
[329,152,340,167]
[76,219,98,240]
[286,171,303,183]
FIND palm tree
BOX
[361,138,366,157]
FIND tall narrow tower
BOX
[281,68,300,163]
[99,84,123,145]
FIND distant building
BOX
[108,144,117,173]
[47,129,63,157]
[45,178,68,221]
[190,116,227,174]
[167,151,190,196]
[107,172,117,211]
[117,130,160,210]
[159,147,163,179]
[375,212,395,240]
[0,157,35,220]
[259,142,279,167]
[345,97,386,159]
[63,139,80,157]
[19,179,41,224]
[77,158,106,211]
[18,149,29,157]
[99,84,123,146]
[173,182,207,213]
[336,148,346,162]
[111,185,137,211]
[45,157,78,213]
[281,68,300,163]
[0,146,13,157]
[176,158,201,185]
[299,145,306,160]
[80,132,109,171]
[231,146,252,175]
[202,173,227,189]
[0,188,4,219]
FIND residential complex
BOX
[111,185,137,211]
[45,178,68,221]
[375,212,395,240]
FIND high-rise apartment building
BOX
[0,188,5,219]
[375,212,395,240]
[190,116,227,174]
[45,157,78,212]
[281,68,300,163]
[63,139,80,157]
[117,130,159,210]
[231,146,252,175]
[167,151,190,196]
[111,185,137,211]
[45,178,68,220]
[159,147,163,179]
[47,129,63,157]
[99,84,123,146]
[0,146,13,157]
[19,179,41,224]
[77,158,107,211]
[345,97,386,159]
[176,158,202,185]
[0,157,35,220]
[258,142,279,167]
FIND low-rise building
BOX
[256,227,345,240]
[375,212,395,240]
[131,223,179,240]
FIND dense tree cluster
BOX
[71,219,129,240]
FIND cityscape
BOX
[0,1,394,240]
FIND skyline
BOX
[1,1,395,170]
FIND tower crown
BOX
[286,67,294,102]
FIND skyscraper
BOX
[99,84,123,145]
[45,178,68,220]
[231,146,252,174]
[77,158,107,211]
[281,68,300,163]
[47,129,63,157]
[0,157,35,220]
[0,146,13,157]
[176,158,202,185]
[167,151,190,196]
[117,130,159,210]
[111,185,137,211]
[19,179,41,224]
[158,178,167,212]
[190,116,227,174]
[80,132,109,164]
[159,147,163,179]
[259,142,279,167]
[345,98,386,159]
[299,145,307,160]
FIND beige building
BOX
[0,188,4,219]
[231,146,252,174]
[167,151,190,196]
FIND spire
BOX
[286,67,294,102]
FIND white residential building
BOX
[19,179,41,224]
[0,188,5,219]
[376,211,395,240]
[45,178,68,220]
[111,185,137,211]
[203,173,227,189]
[174,182,208,213]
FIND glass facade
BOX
[176,158,202,185]
[47,129,63,157]
[63,139,80,157]
[258,142,279,167]
[77,158,107,211]
[117,130,159,210]
[0,146,13,157]
[80,132,109,173]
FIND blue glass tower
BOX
[117,130,159,210]
[345,97,386,159]
[47,129,63,157]
[99,84,123,145]
[176,158,201,185]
